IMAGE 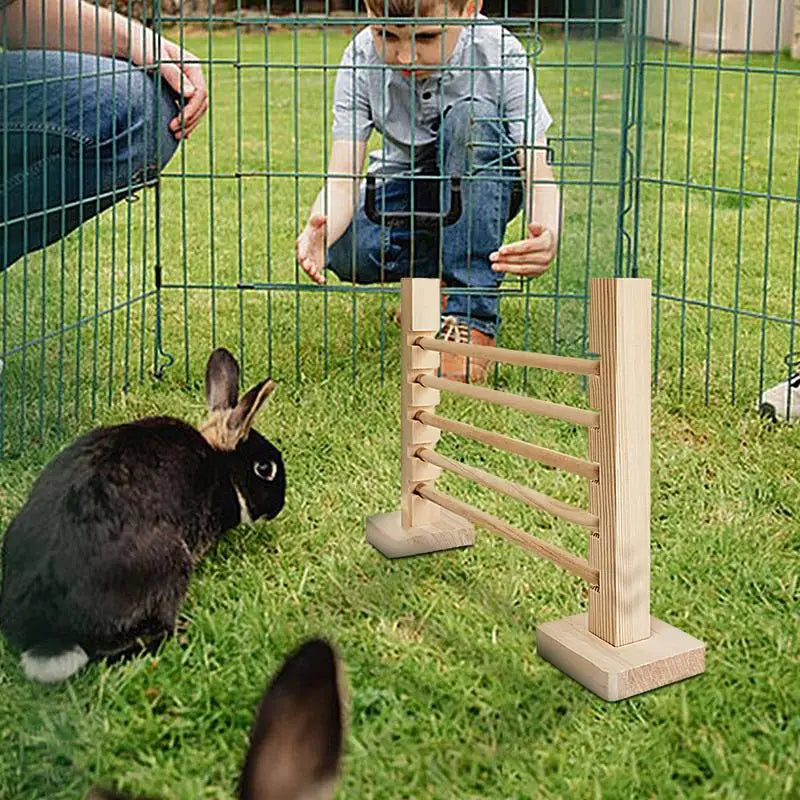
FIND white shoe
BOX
[758,354,800,422]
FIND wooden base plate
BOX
[365,509,475,558]
[537,613,705,701]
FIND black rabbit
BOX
[0,348,286,683]
[86,638,345,800]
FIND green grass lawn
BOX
[0,26,799,800]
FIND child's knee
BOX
[327,257,360,283]
[327,222,410,284]
[327,249,398,285]
[326,239,376,284]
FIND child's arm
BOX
[489,141,560,276]
[296,139,367,285]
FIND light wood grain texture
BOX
[587,278,651,646]
[417,485,599,585]
[537,614,706,701]
[366,278,476,559]
[366,508,475,559]
[415,336,600,375]
[416,410,600,481]
[794,0,800,59]
[366,277,706,700]
[588,375,601,544]
[401,278,442,530]
[541,279,705,700]
[416,448,599,531]
[417,374,600,427]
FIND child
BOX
[296,0,559,382]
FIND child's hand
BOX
[489,222,557,276]
[296,215,328,285]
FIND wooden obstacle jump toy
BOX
[366,276,705,701]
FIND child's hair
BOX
[363,0,470,18]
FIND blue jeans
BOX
[0,51,179,270]
[328,98,523,337]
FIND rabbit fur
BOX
[86,638,345,800]
[0,348,286,684]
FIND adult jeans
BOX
[0,51,179,270]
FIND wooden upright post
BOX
[365,278,475,558]
[537,278,705,701]
[399,277,443,530]
[793,0,800,60]
[587,278,652,645]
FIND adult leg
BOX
[0,51,179,270]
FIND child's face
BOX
[369,1,477,80]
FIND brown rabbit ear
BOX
[205,348,240,413]
[238,639,345,800]
[227,378,277,440]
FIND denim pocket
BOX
[367,228,404,276]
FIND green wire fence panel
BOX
[0,0,797,459]
[636,0,800,411]
[0,0,169,458]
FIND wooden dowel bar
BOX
[414,336,600,376]
[416,485,600,585]
[415,411,600,481]
[416,374,599,427]
[416,448,599,531]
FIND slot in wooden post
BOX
[365,278,475,558]
[537,278,705,701]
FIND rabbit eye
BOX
[254,461,277,482]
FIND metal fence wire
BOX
[0,0,798,457]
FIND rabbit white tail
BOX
[21,643,89,683]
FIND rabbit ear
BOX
[227,378,277,440]
[205,348,240,413]
[238,639,345,800]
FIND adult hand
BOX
[296,215,328,285]
[489,222,557,276]
[130,32,208,140]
